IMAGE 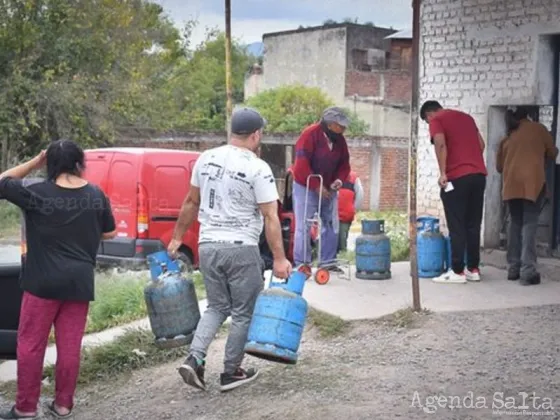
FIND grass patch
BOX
[47,328,187,386]
[87,271,150,334]
[307,307,349,338]
[0,328,189,398]
[376,307,431,329]
[337,249,355,262]
[192,271,206,300]
[46,269,206,343]
[351,210,410,262]
[47,270,150,343]
[0,201,21,239]
[84,269,205,334]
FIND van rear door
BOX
[151,164,190,222]
[83,151,115,191]
[83,151,115,255]
[103,156,139,257]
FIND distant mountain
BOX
[246,41,264,57]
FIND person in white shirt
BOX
[168,107,292,393]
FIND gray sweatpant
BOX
[506,190,545,280]
[189,242,264,374]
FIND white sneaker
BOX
[432,270,467,284]
[465,268,481,282]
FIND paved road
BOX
[0,245,20,264]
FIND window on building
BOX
[351,48,371,71]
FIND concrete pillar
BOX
[285,145,293,169]
[369,142,381,211]
[483,106,507,249]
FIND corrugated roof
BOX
[385,28,412,39]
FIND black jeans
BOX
[506,188,545,279]
[440,173,486,274]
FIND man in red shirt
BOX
[292,107,351,270]
[420,100,487,284]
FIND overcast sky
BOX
[154,0,412,46]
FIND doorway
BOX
[485,35,560,257]
[498,106,559,257]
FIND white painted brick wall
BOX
[418,0,560,238]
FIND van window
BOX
[153,166,189,214]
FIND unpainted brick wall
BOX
[417,0,560,236]
[349,144,408,211]
[379,147,409,211]
[118,137,409,212]
[384,72,412,105]
[345,70,381,97]
[345,70,411,105]
[348,146,372,210]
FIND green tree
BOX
[162,29,255,131]
[0,0,184,166]
[245,84,370,136]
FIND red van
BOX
[82,147,201,269]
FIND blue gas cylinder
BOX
[355,219,391,280]
[147,250,181,280]
[416,217,446,278]
[244,271,308,365]
[144,268,201,349]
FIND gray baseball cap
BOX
[322,106,350,127]
[231,107,267,135]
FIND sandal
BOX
[46,402,73,419]
[0,406,37,419]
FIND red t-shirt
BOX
[429,109,487,181]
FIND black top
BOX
[0,176,116,301]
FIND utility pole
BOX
[225,0,233,140]
[409,0,422,312]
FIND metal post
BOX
[224,0,233,140]
[409,0,422,312]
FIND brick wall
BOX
[379,146,409,211]
[345,70,381,97]
[348,145,373,210]
[345,70,412,105]
[418,0,560,243]
[116,133,409,212]
[384,72,412,104]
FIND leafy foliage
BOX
[0,1,258,169]
[245,84,370,136]
[0,0,185,162]
[162,29,254,131]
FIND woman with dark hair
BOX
[0,140,116,419]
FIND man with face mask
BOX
[292,107,351,271]
[168,106,292,393]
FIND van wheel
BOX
[176,246,194,274]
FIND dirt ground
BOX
[3,305,560,420]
